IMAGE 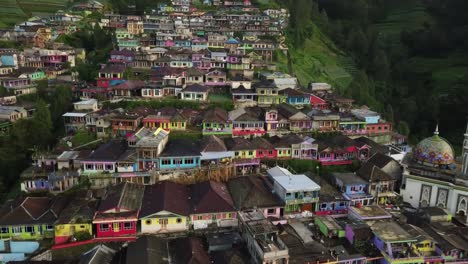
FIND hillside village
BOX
[0,0,467,264]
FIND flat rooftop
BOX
[369,221,416,243]
[272,174,321,192]
[349,205,392,219]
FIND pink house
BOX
[315,135,371,165]
[310,94,328,110]
[227,176,286,225]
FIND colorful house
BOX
[291,136,318,160]
[314,216,346,238]
[370,221,424,264]
[202,108,232,136]
[331,172,374,206]
[81,140,129,175]
[229,107,265,137]
[267,166,321,215]
[135,127,169,171]
[54,195,97,245]
[224,137,260,175]
[307,109,340,132]
[227,176,286,225]
[309,94,328,110]
[93,182,144,238]
[0,197,67,240]
[180,83,210,101]
[142,107,186,131]
[269,135,301,159]
[139,181,190,234]
[280,88,310,107]
[277,103,312,132]
[315,135,370,165]
[110,113,142,137]
[251,137,277,159]
[205,70,226,86]
[97,64,126,88]
[357,162,396,205]
[255,80,286,106]
[158,139,201,170]
[189,181,238,230]
[199,135,234,165]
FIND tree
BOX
[372,49,390,81]
[33,100,53,131]
[398,121,410,137]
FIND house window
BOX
[176,218,182,223]
[267,208,275,214]
[124,222,133,230]
[145,219,152,225]
[25,226,34,233]
[12,226,21,234]
[105,164,113,171]
[96,164,104,170]
[185,159,194,164]
[197,215,203,220]
[161,159,171,165]
[174,159,182,165]
[235,151,239,156]
[45,225,54,231]
[99,224,109,232]
[1,227,9,233]
[248,151,253,155]
[80,225,85,229]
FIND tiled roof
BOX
[227,176,283,210]
[269,134,303,148]
[250,137,274,150]
[315,135,358,152]
[189,181,235,214]
[98,182,144,213]
[140,181,190,217]
[357,163,394,182]
[169,237,210,264]
[85,140,128,161]
[99,63,126,73]
[112,80,145,90]
[200,135,228,152]
[159,139,201,157]
[203,107,229,123]
[0,197,62,225]
[183,83,209,93]
[224,137,255,151]
[367,152,395,168]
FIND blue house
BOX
[279,88,310,107]
[0,53,18,68]
[330,172,373,206]
[175,39,192,48]
[158,139,201,170]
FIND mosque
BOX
[400,124,468,225]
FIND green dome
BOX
[413,129,455,166]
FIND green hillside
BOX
[277,22,356,91]
[0,0,68,28]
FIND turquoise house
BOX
[158,139,201,170]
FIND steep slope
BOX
[277,22,356,91]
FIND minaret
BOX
[462,121,468,175]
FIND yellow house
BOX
[139,181,190,234]
[54,197,97,245]
[55,223,93,244]
[406,224,438,255]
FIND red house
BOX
[97,64,126,88]
[251,137,277,159]
[93,182,144,239]
[310,94,328,110]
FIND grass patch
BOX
[209,93,232,103]
[52,243,97,260]
[283,22,355,90]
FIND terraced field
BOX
[18,0,69,15]
[0,0,68,28]
[0,0,29,27]
[278,23,355,91]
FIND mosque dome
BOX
[413,125,455,166]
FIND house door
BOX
[159,219,168,230]
[113,222,120,233]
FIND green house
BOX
[314,216,346,238]
[202,108,233,136]
[0,197,66,240]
